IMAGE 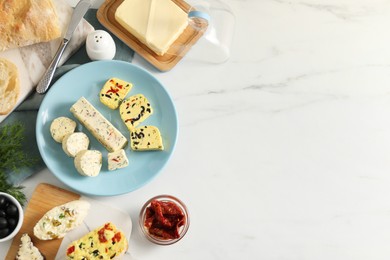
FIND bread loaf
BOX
[0,58,20,115]
[0,0,61,51]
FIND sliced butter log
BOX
[119,94,153,131]
[66,222,128,260]
[130,125,164,151]
[100,78,133,109]
[16,234,44,260]
[70,97,128,152]
[34,200,90,240]
[50,117,77,143]
[0,0,61,51]
[62,132,89,157]
[108,149,129,171]
[0,58,20,115]
[74,150,102,177]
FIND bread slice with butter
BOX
[65,222,128,260]
[16,234,44,260]
[33,200,90,240]
[100,78,133,109]
[0,58,20,115]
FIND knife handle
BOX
[36,39,69,94]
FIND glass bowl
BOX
[139,194,190,245]
[0,192,24,242]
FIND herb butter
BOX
[66,222,128,260]
[130,125,164,151]
[70,97,128,152]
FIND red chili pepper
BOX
[104,223,113,231]
[67,245,75,255]
[112,232,122,243]
[98,228,108,243]
[106,86,120,94]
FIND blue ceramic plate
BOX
[36,61,178,196]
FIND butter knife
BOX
[36,0,92,94]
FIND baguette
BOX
[0,58,20,115]
[0,0,61,51]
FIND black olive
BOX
[0,227,10,238]
[8,218,17,230]
[6,204,18,217]
[0,210,5,218]
[0,217,7,229]
[0,195,6,209]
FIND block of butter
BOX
[115,0,188,56]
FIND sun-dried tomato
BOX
[144,199,185,240]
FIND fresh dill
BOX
[0,122,37,206]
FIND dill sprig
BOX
[0,181,26,206]
[0,122,37,206]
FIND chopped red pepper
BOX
[106,86,119,94]
[112,232,122,243]
[98,228,108,243]
[98,223,114,243]
[67,245,75,255]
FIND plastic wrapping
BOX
[186,0,235,63]
[97,0,235,70]
[142,0,235,63]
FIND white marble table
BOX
[4,0,390,259]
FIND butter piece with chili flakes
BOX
[108,149,129,171]
[100,78,133,109]
[66,222,128,260]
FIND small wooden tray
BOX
[97,0,208,71]
[5,183,133,259]
[6,183,80,260]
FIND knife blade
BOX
[36,0,92,94]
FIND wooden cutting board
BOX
[5,183,133,259]
[5,183,80,260]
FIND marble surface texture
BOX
[3,0,390,259]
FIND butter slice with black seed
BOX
[119,94,153,131]
[130,126,164,151]
[100,78,133,109]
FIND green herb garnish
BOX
[0,122,37,206]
